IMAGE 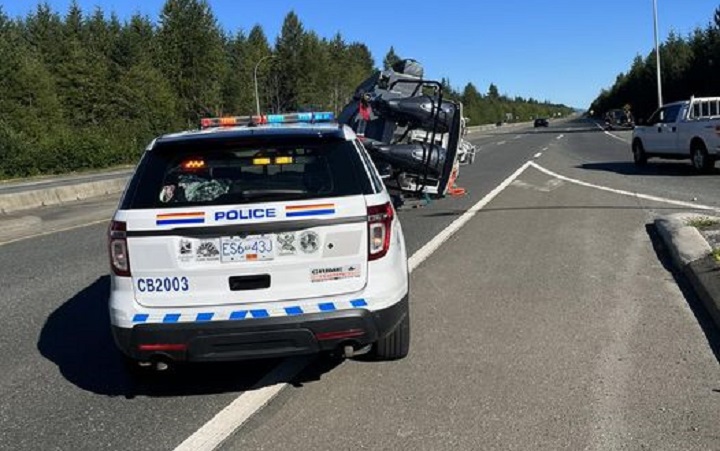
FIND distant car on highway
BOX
[534,118,549,128]
[631,97,720,172]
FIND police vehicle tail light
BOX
[200,112,335,129]
[367,202,394,261]
[108,220,131,277]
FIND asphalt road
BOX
[1,119,719,450]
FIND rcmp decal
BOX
[285,204,335,218]
[176,238,220,262]
[156,211,205,226]
[178,239,194,262]
[299,231,320,254]
[276,232,297,255]
[214,208,277,222]
[196,239,221,262]
[310,264,361,283]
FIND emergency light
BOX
[200,112,335,129]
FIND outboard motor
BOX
[373,96,454,133]
[339,59,464,199]
[366,142,446,178]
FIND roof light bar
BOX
[200,112,335,129]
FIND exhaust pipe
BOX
[342,344,372,358]
[149,354,174,372]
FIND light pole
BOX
[254,55,275,116]
[653,0,664,108]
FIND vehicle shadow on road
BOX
[579,162,719,176]
[646,224,720,364]
[37,276,339,399]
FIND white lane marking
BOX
[594,122,630,143]
[542,147,549,151]
[512,179,564,193]
[533,152,543,159]
[604,131,630,143]
[556,134,565,140]
[514,135,522,140]
[497,141,507,146]
[409,161,532,271]
[174,357,308,451]
[0,218,109,247]
[176,160,535,451]
[529,162,720,212]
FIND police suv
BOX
[108,112,410,369]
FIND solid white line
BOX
[528,162,720,212]
[174,357,308,451]
[604,131,630,143]
[0,218,109,247]
[175,159,535,451]
[594,121,630,144]
[409,161,532,271]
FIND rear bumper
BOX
[113,294,408,362]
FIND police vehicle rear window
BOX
[123,136,372,209]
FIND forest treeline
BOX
[590,6,720,120]
[0,0,571,179]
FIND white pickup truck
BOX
[631,97,720,172]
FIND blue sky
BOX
[2,0,719,108]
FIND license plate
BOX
[220,235,275,262]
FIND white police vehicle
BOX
[108,112,409,369]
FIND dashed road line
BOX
[533,152,543,159]
[497,141,507,146]
[556,134,565,140]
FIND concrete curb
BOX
[0,177,129,214]
[655,213,720,329]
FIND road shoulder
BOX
[655,213,720,329]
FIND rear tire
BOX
[691,143,713,173]
[372,309,410,360]
[632,140,647,166]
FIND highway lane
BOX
[224,121,720,450]
[537,119,720,210]
[0,125,554,450]
[226,168,720,451]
